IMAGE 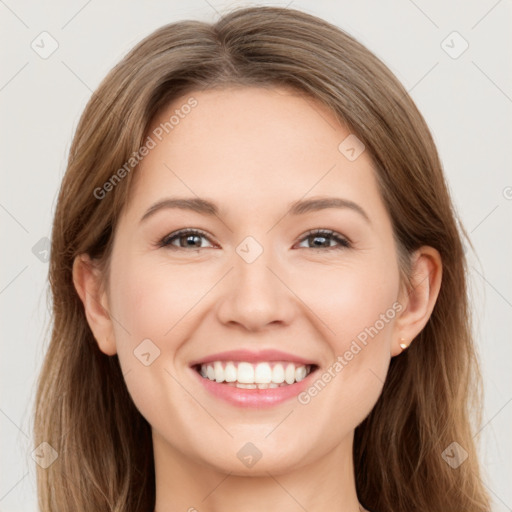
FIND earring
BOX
[399,338,408,351]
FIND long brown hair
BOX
[33,6,491,511]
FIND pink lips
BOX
[189,349,317,366]
[189,349,319,408]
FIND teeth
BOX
[224,362,237,382]
[199,361,312,387]
[237,383,257,389]
[214,361,224,383]
[272,364,285,383]
[285,363,295,384]
[237,362,254,384]
[254,362,272,383]
[295,365,307,382]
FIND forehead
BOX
[123,86,385,225]
[150,85,345,159]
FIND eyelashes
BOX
[157,228,352,251]
[297,229,351,250]
[158,228,214,250]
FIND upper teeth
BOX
[199,361,311,386]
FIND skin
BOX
[73,86,442,512]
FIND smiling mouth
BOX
[193,361,318,389]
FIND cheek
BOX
[292,256,400,424]
[109,257,211,346]
[293,256,400,349]
[106,258,210,437]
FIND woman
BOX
[33,6,491,512]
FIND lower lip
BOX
[191,367,317,408]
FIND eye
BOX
[158,228,351,251]
[158,229,215,250]
[296,229,351,250]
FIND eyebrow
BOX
[140,196,371,224]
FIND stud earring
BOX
[399,338,408,351]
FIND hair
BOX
[33,5,491,512]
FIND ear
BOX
[72,254,117,355]
[391,246,442,356]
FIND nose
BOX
[215,242,297,332]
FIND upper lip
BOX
[189,349,318,367]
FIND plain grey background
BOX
[1,1,511,510]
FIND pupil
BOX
[185,235,200,247]
[313,235,327,247]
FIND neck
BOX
[152,429,362,512]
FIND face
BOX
[101,86,405,475]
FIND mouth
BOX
[192,361,318,389]
[189,350,320,407]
